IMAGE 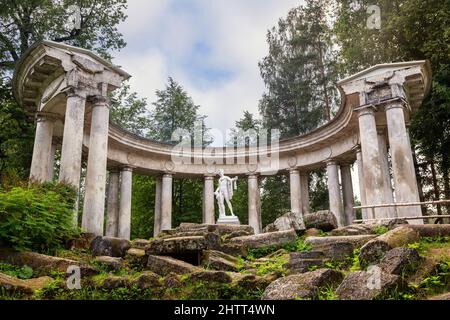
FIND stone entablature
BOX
[13,41,431,238]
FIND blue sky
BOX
[113,0,302,136]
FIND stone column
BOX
[377,128,395,218]
[289,169,302,215]
[341,164,355,225]
[203,175,215,224]
[105,170,120,237]
[358,106,390,219]
[153,176,162,237]
[118,166,133,239]
[326,160,345,227]
[355,147,368,220]
[385,103,422,223]
[48,143,57,181]
[59,88,86,187]
[248,174,261,234]
[300,171,310,214]
[82,96,111,236]
[160,173,173,232]
[30,113,56,182]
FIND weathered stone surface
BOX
[145,234,220,256]
[233,274,275,291]
[263,212,306,233]
[163,273,182,288]
[262,269,343,300]
[96,275,131,290]
[378,247,422,275]
[408,224,450,238]
[331,220,409,236]
[429,292,450,300]
[125,248,148,269]
[131,239,152,249]
[230,229,297,249]
[133,271,161,290]
[0,273,53,294]
[146,255,201,276]
[0,248,96,276]
[304,228,322,237]
[217,243,248,257]
[201,250,242,272]
[408,257,440,286]
[68,232,97,250]
[176,223,254,236]
[187,270,232,284]
[305,235,376,248]
[94,256,123,271]
[336,271,404,300]
[290,251,325,260]
[90,236,131,258]
[303,210,338,232]
[286,258,324,274]
[359,226,420,267]
[222,230,253,241]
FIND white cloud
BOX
[114,0,304,139]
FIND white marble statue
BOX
[214,169,238,217]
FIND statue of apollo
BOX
[214,169,238,217]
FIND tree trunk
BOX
[411,144,426,214]
[430,159,442,216]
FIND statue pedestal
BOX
[216,215,240,225]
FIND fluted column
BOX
[30,113,56,182]
[59,88,87,224]
[105,170,120,237]
[326,160,344,227]
[203,175,215,224]
[248,174,261,234]
[355,147,368,220]
[358,106,390,219]
[341,164,355,225]
[82,96,111,236]
[300,171,310,214]
[118,166,133,239]
[385,103,422,223]
[153,176,163,237]
[160,173,173,232]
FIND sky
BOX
[113,0,302,137]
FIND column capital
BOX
[204,175,215,181]
[36,112,61,123]
[357,105,377,118]
[88,95,111,108]
[384,101,407,112]
[326,159,338,166]
[289,169,300,175]
[62,86,87,99]
[247,173,259,179]
[162,172,173,179]
[121,165,135,172]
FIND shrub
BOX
[0,182,80,253]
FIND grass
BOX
[0,263,34,279]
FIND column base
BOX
[217,215,241,225]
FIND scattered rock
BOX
[187,270,232,284]
[359,226,420,267]
[90,236,131,258]
[201,250,242,272]
[428,292,450,300]
[303,210,338,232]
[146,234,220,256]
[286,258,324,274]
[94,256,123,271]
[96,275,131,290]
[305,235,376,248]
[163,273,182,288]
[68,233,97,250]
[176,223,254,237]
[304,228,322,237]
[336,270,404,300]
[0,247,96,276]
[378,247,422,276]
[230,229,297,249]
[408,257,441,286]
[217,243,248,257]
[146,255,201,276]
[131,239,152,249]
[233,274,274,291]
[133,271,161,290]
[125,248,148,269]
[262,268,343,300]
[408,224,450,238]
[290,251,325,260]
[0,273,53,294]
[222,230,253,241]
[263,212,306,233]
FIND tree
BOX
[258,0,339,139]
[0,0,127,181]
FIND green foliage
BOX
[318,285,338,300]
[0,263,34,279]
[373,225,389,235]
[254,256,288,277]
[247,238,312,259]
[0,182,79,253]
